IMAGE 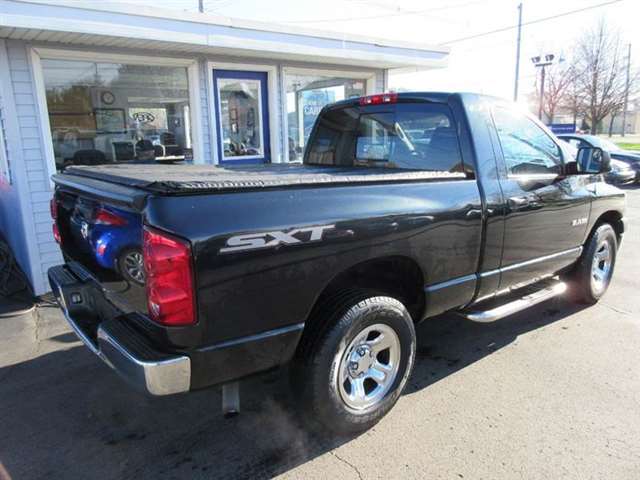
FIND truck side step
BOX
[459,280,567,323]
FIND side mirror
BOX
[576,147,611,174]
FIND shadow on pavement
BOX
[0,297,586,479]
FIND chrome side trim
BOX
[198,322,305,353]
[460,281,567,323]
[97,327,191,396]
[507,173,560,181]
[479,246,582,278]
[424,273,477,293]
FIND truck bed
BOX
[57,163,466,195]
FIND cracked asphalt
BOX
[1,187,639,480]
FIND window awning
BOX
[0,0,449,71]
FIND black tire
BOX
[565,223,617,304]
[293,289,416,435]
[117,248,145,285]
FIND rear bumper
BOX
[48,264,190,396]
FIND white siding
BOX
[6,40,62,294]
[198,58,213,163]
[0,84,10,181]
[0,40,42,294]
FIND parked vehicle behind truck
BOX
[49,93,625,434]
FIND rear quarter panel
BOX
[145,180,483,346]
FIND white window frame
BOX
[30,47,205,186]
[207,61,280,164]
[282,67,376,163]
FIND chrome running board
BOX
[460,280,567,323]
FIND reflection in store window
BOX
[217,79,263,159]
[285,73,367,162]
[41,59,193,170]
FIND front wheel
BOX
[566,223,617,304]
[293,290,416,435]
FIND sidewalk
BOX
[0,296,71,368]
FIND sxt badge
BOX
[220,224,335,254]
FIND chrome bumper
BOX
[49,264,191,396]
[96,326,191,396]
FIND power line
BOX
[283,0,489,24]
[440,0,624,45]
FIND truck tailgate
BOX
[53,173,148,313]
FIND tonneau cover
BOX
[57,163,465,194]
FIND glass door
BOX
[213,70,270,165]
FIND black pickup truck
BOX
[49,93,626,434]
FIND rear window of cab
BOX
[305,103,465,173]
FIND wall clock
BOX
[100,91,115,105]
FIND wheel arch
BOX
[316,255,425,321]
[296,255,425,361]
[588,210,624,244]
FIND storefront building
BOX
[0,0,449,295]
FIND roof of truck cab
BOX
[57,163,466,195]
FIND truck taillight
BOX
[52,224,61,244]
[51,197,61,244]
[143,226,196,326]
[95,208,127,226]
[359,93,398,106]
[50,197,58,220]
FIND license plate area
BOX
[49,263,121,346]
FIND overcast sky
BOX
[115,0,639,104]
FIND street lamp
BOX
[532,54,555,121]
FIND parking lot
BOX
[1,186,639,480]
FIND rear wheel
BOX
[118,248,145,285]
[566,223,617,304]
[293,290,416,435]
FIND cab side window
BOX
[492,106,562,175]
[564,137,589,150]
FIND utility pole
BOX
[539,66,546,120]
[513,2,523,102]
[532,54,555,122]
[622,43,631,137]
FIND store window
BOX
[41,59,193,171]
[213,70,269,163]
[285,72,367,162]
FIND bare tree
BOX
[562,74,584,128]
[572,20,628,134]
[533,63,575,123]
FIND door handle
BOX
[508,196,530,208]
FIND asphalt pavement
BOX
[1,186,639,480]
